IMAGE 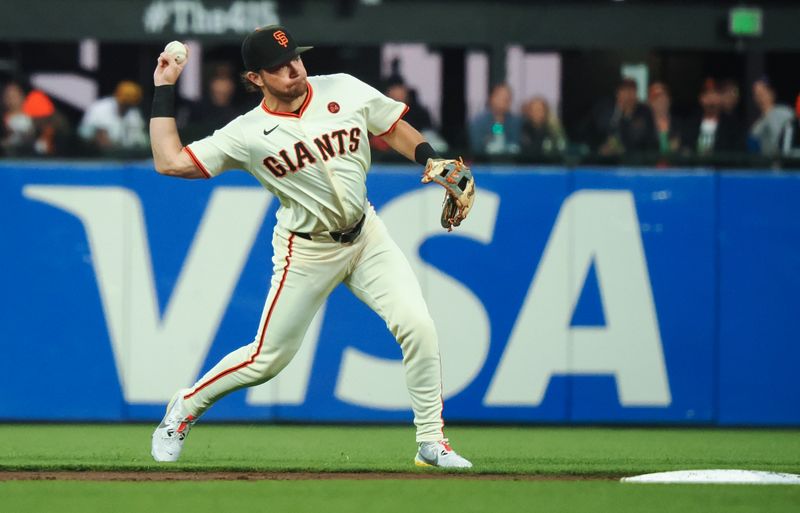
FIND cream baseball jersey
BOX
[184,73,408,233]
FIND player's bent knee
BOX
[392,309,438,347]
[246,343,300,382]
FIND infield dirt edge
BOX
[0,471,619,482]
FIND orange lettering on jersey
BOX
[279,149,298,172]
[349,127,361,152]
[267,126,361,178]
[263,156,288,178]
[273,31,289,48]
[294,142,317,169]
[331,129,348,155]
[314,134,336,162]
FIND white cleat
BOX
[151,389,196,462]
[414,439,473,468]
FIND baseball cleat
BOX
[151,389,196,462]
[414,439,473,468]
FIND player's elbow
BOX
[154,157,206,179]
[154,156,187,177]
[154,161,177,176]
[154,164,187,178]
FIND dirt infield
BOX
[0,471,617,482]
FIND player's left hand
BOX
[421,157,476,231]
[153,51,188,87]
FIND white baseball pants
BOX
[181,206,445,442]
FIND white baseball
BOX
[164,41,187,64]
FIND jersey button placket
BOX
[298,120,347,226]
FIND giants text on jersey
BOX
[185,74,408,234]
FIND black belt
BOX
[292,214,366,243]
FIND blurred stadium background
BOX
[1,0,799,439]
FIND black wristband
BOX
[151,85,176,118]
[414,142,439,166]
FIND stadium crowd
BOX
[2,66,799,165]
[460,76,800,164]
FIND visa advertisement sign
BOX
[0,163,797,425]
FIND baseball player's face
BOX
[256,56,308,102]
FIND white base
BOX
[622,469,800,485]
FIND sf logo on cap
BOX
[273,30,289,47]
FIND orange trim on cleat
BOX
[177,415,195,434]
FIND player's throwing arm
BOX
[149,41,206,179]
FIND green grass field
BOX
[1,425,799,512]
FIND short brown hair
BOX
[240,71,260,93]
[618,78,638,91]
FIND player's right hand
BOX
[153,51,188,87]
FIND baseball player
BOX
[149,25,473,468]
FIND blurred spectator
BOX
[719,79,741,115]
[371,74,448,158]
[469,83,522,155]
[719,78,747,143]
[385,75,433,131]
[778,93,800,158]
[585,78,657,156]
[181,65,239,142]
[681,79,742,156]
[519,96,565,156]
[79,80,147,153]
[750,77,794,157]
[648,82,681,155]
[1,81,35,156]
[22,90,71,156]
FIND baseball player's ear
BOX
[244,71,263,88]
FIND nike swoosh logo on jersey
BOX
[263,125,279,136]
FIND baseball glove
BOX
[421,157,476,231]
